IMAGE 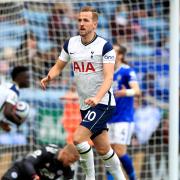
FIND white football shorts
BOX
[108,122,134,145]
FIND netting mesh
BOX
[0,0,171,179]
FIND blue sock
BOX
[119,154,136,180]
[106,171,114,180]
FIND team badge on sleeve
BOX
[103,49,116,63]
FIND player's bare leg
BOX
[93,130,126,180]
[73,125,95,180]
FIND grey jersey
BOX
[59,35,116,110]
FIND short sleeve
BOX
[59,40,70,62]
[102,42,116,64]
[128,69,138,82]
[6,90,18,105]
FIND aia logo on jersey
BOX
[73,62,95,72]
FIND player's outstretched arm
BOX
[40,59,67,90]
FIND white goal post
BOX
[169,0,179,180]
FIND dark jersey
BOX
[2,144,74,180]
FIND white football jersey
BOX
[0,82,19,119]
[59,35,116,110]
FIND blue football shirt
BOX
[108,64,138,123]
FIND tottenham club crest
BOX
[91,51,94,58]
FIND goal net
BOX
[0,0,171,179]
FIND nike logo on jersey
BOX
[73,62,95,72]
[70,52,75,54]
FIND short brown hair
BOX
[118,45,127,55]
[80,6,98,21]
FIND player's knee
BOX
[96,146,109,155]
[94,141,110,155]
[73,130,89,145]
[73,135,82,145]
[112,144,127,157]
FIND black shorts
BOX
[80,104,115,139]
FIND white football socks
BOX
[100,148,126,180]
[76,142,95,180]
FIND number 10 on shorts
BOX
[84,110,96,121]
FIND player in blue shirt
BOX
[108,45,141,180]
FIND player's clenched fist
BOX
[40,75,51,90]
[84,97,100,107]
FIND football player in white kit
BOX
[0,66,29,131]
[41,6,125,180]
